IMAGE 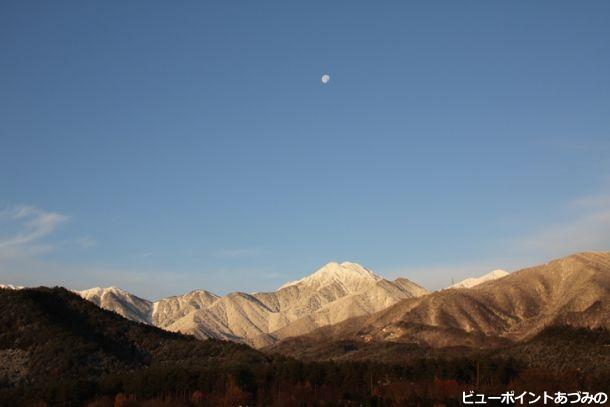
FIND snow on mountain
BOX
[74,261,429,348]
[285,252,610,351]
[77,286,153,324]
[0,284,24,290]
[447,269,509,289]
[162,262,428,347]
[152,289,219,328]
[262,276,430,347]
[279,262,382,291]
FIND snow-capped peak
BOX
[0,284,24,290]
[278,261,382,291]
[77,286,131,299]
[448,269,509,289]
[77,286,153,324]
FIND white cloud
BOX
[0,206,68,257]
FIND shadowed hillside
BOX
[0,287,264,385]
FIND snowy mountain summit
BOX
[77,286,153,324]
[78,286,133,299]
[279,261,382,291]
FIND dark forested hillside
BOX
[0,287,263,381]
[266,325,610,375]
[0,287,268,405]
[1,287,609,406]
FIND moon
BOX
[321,74,330,84]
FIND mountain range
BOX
[5,251,608,354]
[4,285,606,406]
[1,250,610,404]
[0,261,514,348]
[76,261,433,347]
[268,251,610,358]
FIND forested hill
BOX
[0,288,264,388]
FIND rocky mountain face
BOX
[72,261,428,347]
[271,252,610,353]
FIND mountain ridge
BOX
[46,261,428,347]
[267,251,610,355]
[163,261,429,346]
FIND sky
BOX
[1,1,610,299]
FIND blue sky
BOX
[1,1,610,299]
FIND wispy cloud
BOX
[514,192,610,257]
[0,206,68,257]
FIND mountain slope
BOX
[167,262,429,346]
[258,277,430,347]
[0,287,263,388]
[71,261,428,347]
[447,269,509,289]
[152,289,219,328]
[274,252,610,349]
[0,284,23,290]
[278,261,382,290]
[77,286,153,324]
